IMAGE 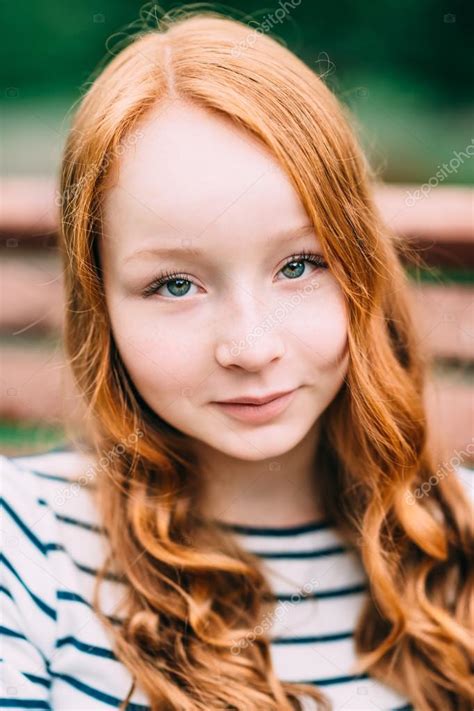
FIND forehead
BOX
[100,101,310,256]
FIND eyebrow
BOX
[124,223,316,264]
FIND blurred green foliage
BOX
[2,0,473,104]
[1,1,473,182]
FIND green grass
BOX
[405,266,473,286]
[0,420,68,457]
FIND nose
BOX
[214,294,286,371]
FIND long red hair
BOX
[57,7,474,709]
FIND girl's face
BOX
[99,100,349,462]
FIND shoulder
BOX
[453,463,474,503]
[1,449,109,617]
[1,447,103,529]
[1,447,106,560]
[4,446,98,484]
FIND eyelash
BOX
[142,250,328,299]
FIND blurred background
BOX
[1,1,473,460]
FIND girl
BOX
[1,7,473,711]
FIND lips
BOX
[213,389,298,424]
[216,389,295,406]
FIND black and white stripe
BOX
[3,448,470,708]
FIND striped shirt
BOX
[1,448,472,710]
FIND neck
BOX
[193,420,324,528]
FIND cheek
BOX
[294,284,348,369]
[109,304,203,399]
